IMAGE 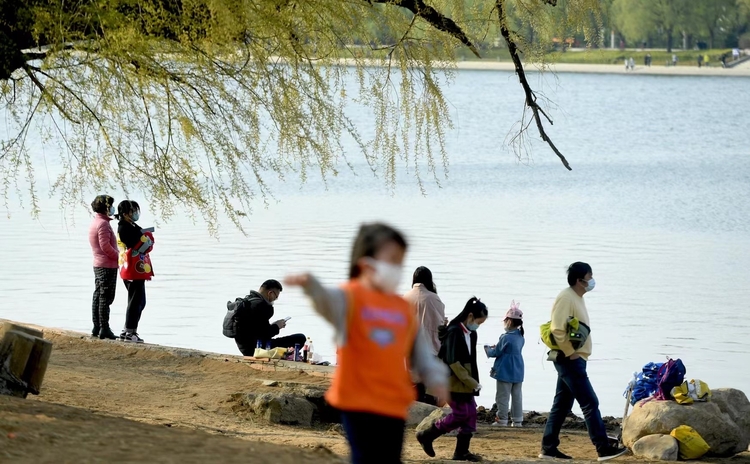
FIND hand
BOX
[474,383,482,393]
[274,319,287,329]
[284,274,311,287]
[432,385,450,407]
[443,317,449,326]
[569,353,580,360]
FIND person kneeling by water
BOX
[417,297,488,462]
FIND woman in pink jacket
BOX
[88,195,120,340]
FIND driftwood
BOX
[0,323,53,398]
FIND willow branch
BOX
[496,0,571,171]
[372,0,481,58]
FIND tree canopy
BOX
[0,0,612,230]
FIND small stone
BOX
[262,380,278,387]
[633,434,679,461]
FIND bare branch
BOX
[496,0,572,171]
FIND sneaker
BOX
[119,330,127,341]
[511,422,523,428]
[490,421,508,427]
[122,332,145,343]
[539,449,573,460]
[597,445,629,461]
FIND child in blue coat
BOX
[485,301,525,427]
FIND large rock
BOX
[243,392,316,426]
[623,388,750,457]
[632,434,679,461]
[416,407,449,434]
[407,402,442,427]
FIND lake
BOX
[1,69,749,417]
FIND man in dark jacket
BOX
[234,279,306,356]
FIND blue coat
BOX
[486,329,525,383]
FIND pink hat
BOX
[504,300,523,320]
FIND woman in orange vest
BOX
[417,297,488,462]
[285,222,449,464]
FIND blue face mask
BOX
[132,211,140,222]
[466,322,479,331]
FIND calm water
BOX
[1,70,749,417]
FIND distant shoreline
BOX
[337,58,750,77]
[454,60,750,77]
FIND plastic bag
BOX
[670,425,711,460]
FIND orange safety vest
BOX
[326,280,418,420]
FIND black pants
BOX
[92,267,118,329]
[341,411,405,464]
[123,279,146,332]
[236,333,307,356]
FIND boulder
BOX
[623,389,750,457]
[243,392,316,426]
[407,402,442,427]
[632,434,679,461]
[416,407,449,434]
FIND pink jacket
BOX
[403,284,446,356]
[89,213,119,268]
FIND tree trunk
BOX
[666,30,673,53]
[0,330,36,398]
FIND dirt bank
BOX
[1,324,748,463]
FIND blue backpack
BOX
[653,358,686,400]
[626,362,664,405]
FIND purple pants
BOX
[435,398,477,434]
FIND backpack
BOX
[625,362,663,405]
[653,358,686,400]
[222,297,251,338]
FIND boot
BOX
[416,424,445,458]
[91,325,100,337]
[99,326,117,340]
[452,433,482,462]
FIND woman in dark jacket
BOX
[417,297,488,462]
[116,200,154,343]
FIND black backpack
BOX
[223,297,248,338]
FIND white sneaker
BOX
[122,332,144,343]
[512,422,523,428]
[491,421,508,427]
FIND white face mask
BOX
[585,278,596,292]
[366,258,403,293]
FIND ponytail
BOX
[449,297,488,326]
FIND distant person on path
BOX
[645,53,652,67]
[486,300,525,428]
[417,297,488,462]
[539,262,628,461]
[88,195,119,340]
[403,266,447,405]
[733,48,740,61]
[116,200,155,343]
[628,57,635,71]
[697,54,703,68]
[672,54,678,67]
[231,280,306,356]
[286,223,449,464]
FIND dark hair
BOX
[449,297,488,326]
[91,195,114,215]
[349,223,408,279]
[506,318,524,337]
[567,262,592,287]
[412,266,436,293]
[115,200,139,220]
[260,279,283,292]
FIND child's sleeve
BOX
[485,335,504,358]
[301,275,349,346]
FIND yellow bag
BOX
[670,425,711,460]
[539,317,586,350]
[672,379,711,405]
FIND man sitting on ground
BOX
[234,279,306,356]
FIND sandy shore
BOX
[1,320,748,463]
[337,57,750,77]
[454,60,750,77]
